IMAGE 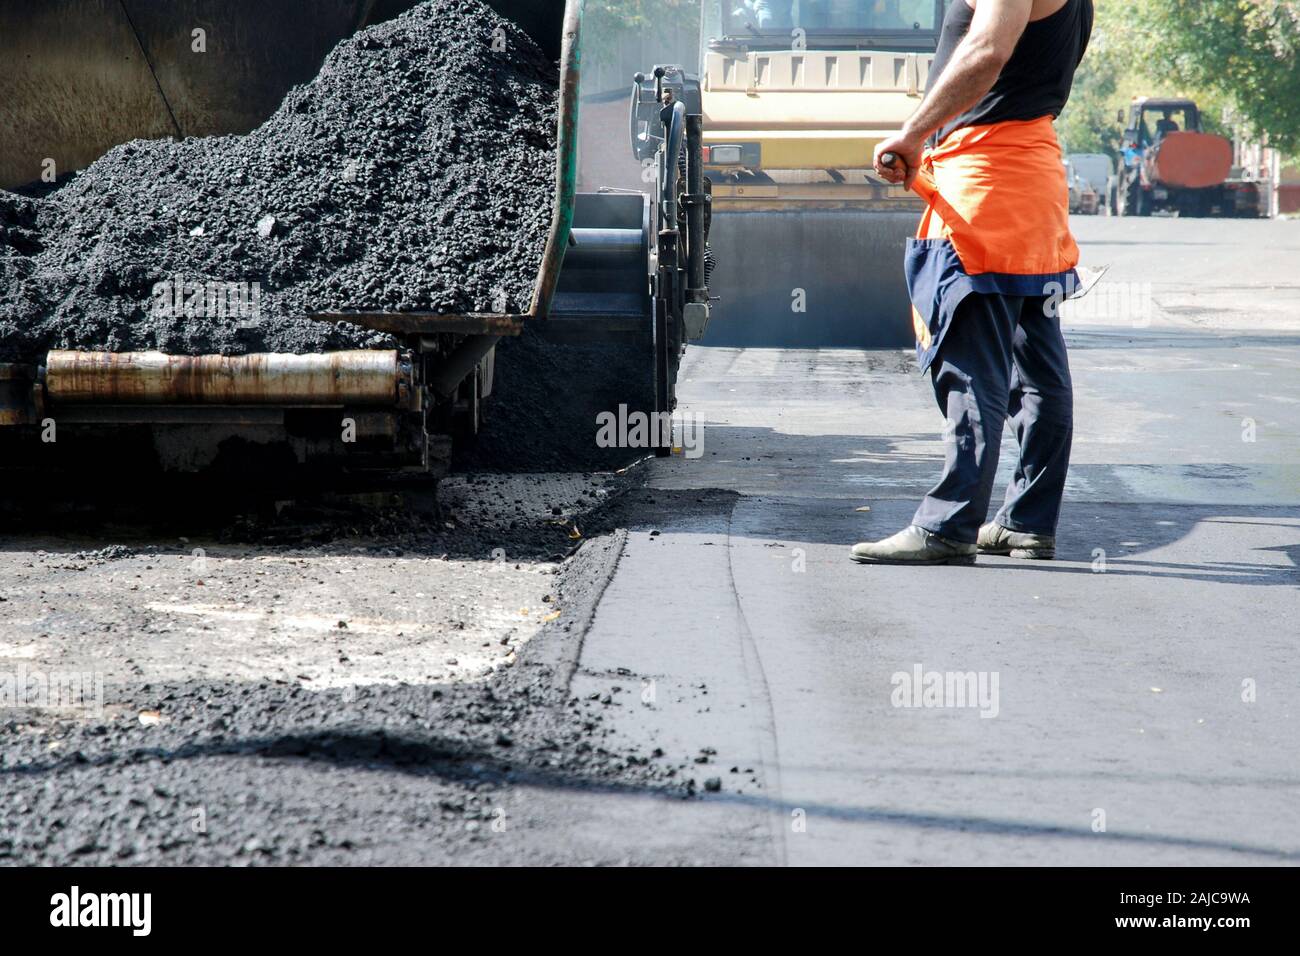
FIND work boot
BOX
[977,522,1056,559]
[850,525,977,566]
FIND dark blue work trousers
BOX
[911,292,1074,544]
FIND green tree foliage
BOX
[1134,0,1300,153]
[587,0,700,35]
[584,0,701,68]
[1057,0,1299,159]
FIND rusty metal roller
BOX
[44,350,406,406]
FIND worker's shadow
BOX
[644,425,1300,590]
[1006,514,1300,588]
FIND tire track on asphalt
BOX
[724,499,789,866]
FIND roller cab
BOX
[691,0,944,347]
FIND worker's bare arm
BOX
[873,0,1032,187]
[901,0,1030,144]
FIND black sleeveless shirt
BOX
[926,0,1094,147]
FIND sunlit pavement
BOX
[547,216,1300,865]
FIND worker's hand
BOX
[873,132,924,190]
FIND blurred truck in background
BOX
[1112,97,1266,218]
[1069,152,1111,215]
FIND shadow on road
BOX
[692,787,1300,862]
[646,422,1299,590]
[5,719,1294,862]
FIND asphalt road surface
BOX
[536,216,1300,865]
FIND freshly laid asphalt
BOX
[538,217,1300,865]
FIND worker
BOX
[852,0,1094,565]
[734,1,793,29]
[1154,115,1180,141]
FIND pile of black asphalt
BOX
[0,0,557,363]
